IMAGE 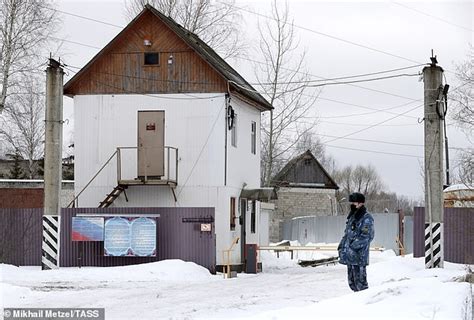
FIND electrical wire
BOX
[323,144,422,159]
[229,72,419,94]
[63,62,423,120]
[392,1,473,32]
[317,97,422,119]
[48,7,426,102]
[319,120,419,127]
[252,64,425,85]
[322,103,424,144]
[219,1,424,65]
[65,67,225,100]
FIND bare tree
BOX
[124,0,243,59]
[294,131,336,174]
[0,75,45,178]
[451,46,474,187]
[257,0,319,186]
[0,0,58,114]
[452,46,474,130]
[333,164,384,199]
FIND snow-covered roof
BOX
[444,183,474,192]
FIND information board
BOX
[72,217,104,241]
[104,217,156,257]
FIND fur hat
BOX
[349,192,365,203]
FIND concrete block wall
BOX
[269,187,337,242]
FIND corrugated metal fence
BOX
[413,207,474,264]
[282,213,403,254]
[0,207,216,272]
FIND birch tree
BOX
[452,47,474,186]
[124,0,243,59]
[0,0,58,114]
[0,76,45,178]
[257,0,319,186]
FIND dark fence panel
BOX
[413,207,474,264]
[0,207,216,273]
[0,209,42,266]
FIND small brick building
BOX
[269,150,339,242]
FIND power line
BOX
[63,61,422,120]
[252,64,425,85]
[64,62,423,120]
[392,1,473,32]
[50,7,424,102]
[317,97,421,119]
[236,56,420,101]
[323,103,424,143]
[314,133,465,150]
[323,144,422,159]
[51,37,101,50]
[307,73,420,88]
[64,66,225,87]
[229,72,419,94]
[319,120,419,127]
[61,66,226,100]
[220,1,424,65]
[51,8,123,28]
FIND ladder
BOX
[99,185,128,208]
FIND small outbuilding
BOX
[269,150,339,242]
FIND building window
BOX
[304,158,311,165]
[251,201,256,233]
[251,121,256,154]
[231,114,237,147]
[230,197,236,230]
[144,52,160,65]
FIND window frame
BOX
[144,52,160,66]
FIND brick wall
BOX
[0,188,44,208]
[0,180,74,208]
[269,187,337,242]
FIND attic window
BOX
[304,159,311,165]
[144,52,160,65]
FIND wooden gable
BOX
[64,9,228,96]
[271,150,339,189]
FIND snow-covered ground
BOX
[0,249,471,320]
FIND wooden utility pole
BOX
[423,53,445,269]
[42,58,64,270]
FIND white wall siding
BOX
[227,95,261,191]
[74,93,226,206]
[74,93,265,265]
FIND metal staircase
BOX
[67,146,178,208]
[98,185,128,208]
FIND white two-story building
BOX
[64,5,274,271]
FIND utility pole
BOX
[423,52,445,269]
[42,58,64,270]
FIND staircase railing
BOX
[66,150,118,208]
[117,146,178,184]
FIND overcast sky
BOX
[58,0,473,201]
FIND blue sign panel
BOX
[104,217,132,256]
[131,217,156,256]
[72,217,104,241]
[104,217,157,257]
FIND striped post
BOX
[424,222,443,268]
[42,215,60,270]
